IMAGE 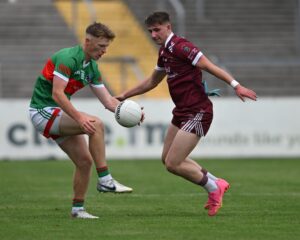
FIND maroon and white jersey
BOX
[156,33,213,116]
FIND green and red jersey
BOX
[30,45,104,108]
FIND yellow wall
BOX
[55,0,169,98]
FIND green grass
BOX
[0,159,299,240]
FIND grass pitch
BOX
[0,159,299,240]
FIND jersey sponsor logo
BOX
[74,70,93,84]
[81,71,85,81]
[165,66,178,79]
[58,64,71,77]
[165,66,171,73]
[74,70,85,80]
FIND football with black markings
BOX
[115,100,142,128]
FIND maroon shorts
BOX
[171,111,213,137]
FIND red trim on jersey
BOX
[42,59,55,81]
[64,78,84,95]
[43,108,61,139]
[58,64,71,76]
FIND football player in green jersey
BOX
[29,22,138,219]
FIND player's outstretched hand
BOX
[115,94,126,101]
[235,85,257,102]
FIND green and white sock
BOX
[97,166,112,183]
[72,198,84,213]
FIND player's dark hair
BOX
[145,12,170,26]
[86,22,115,40]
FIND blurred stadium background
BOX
[0,1,300,239]
[0,0,299,159]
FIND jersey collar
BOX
[164,32,174,48]
[83,60,90,68]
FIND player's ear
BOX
[85,34,93,46]
[166,23,172,30]
[85,37,90,45]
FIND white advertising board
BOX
[0,98,299,160]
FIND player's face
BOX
[85,36,111,61]
[147,23,172,45]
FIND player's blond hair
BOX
[86,22,115,40]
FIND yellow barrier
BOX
[55,0,169,98]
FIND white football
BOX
[115,100,142,128]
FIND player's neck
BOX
[82,44,92,62]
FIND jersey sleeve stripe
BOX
[53,71,69,82]
[192,51,203,66]
[91,83,105,88]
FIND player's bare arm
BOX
[91,85,120,112]
[52,76,96,135]
[196,55,235,85]
[196,55,257,102]
[117,70,166,100]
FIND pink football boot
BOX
[205,179,230,216]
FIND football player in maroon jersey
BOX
[117,12,257,216]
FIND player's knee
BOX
[164,159,177,174]
[93,117,105,132]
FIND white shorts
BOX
[29,107,66,144]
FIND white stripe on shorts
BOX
[181,113,204,136]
